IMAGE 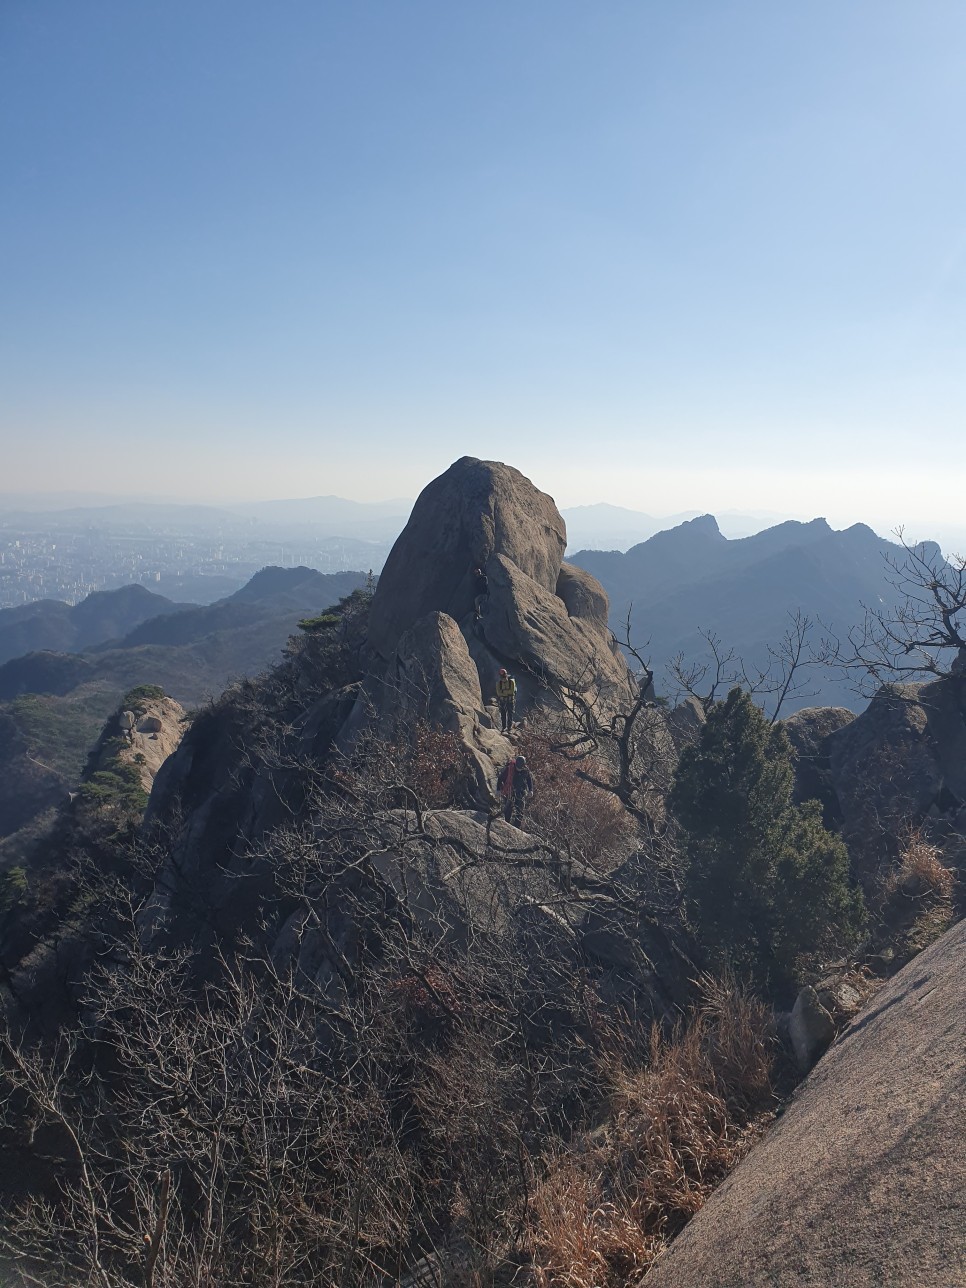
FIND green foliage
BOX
[297,613,341,632]
[670,688,865,991]
[121,684,165,705]
[9,689,113,781]
[0,866,28,915]
[297,585,374,633]
[77,761,148,816]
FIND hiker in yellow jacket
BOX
[496,668,516,733]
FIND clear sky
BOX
[2,1,965,532]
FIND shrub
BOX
[76,762,149,816]
[0,867,28,916]
[512,730,634,869]
[352,722,476,810]
[122,684,165,706]
[670,688,865,991]
[297,612,341,631]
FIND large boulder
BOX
[349,459,635,780]
[640,915,966,1287]
[782,705,855,823]
[555,562,610,620]
[825,678,966,870]
[353,611,510,796]
[477,553,634,714]
[367,457,566,661]
[787,984,836,1071]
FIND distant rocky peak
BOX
[685,513,723,536]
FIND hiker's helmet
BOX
[516,756,527,767]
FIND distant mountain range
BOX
[558,503,803,552]
[0,568,366,840]
[571,515,927,712]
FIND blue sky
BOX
[2,1,965,532]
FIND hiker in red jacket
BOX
[497,754,534,826]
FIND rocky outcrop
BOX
[641,915,966,1287]
[774,683,966,875]
[346,459,635,789]
[124,700,185,791]
[349,611,511,794]
[783,705,855,823]
[665,695,705,754]
[367,457,566,660]
[787,984,836,1071]
[555,562,610,620]
[824,678,966,869]
[475,553,633,710]
[94,693,187,795]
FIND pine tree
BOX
[669,687,864,990]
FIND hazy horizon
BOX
[3,481,965,558]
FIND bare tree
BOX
[669,612,820,723]
[826,530,966,693]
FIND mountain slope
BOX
[0,568,368,841]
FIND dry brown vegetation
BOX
[358,719,477,809]
[891,831,956,900]
[511,729,634,869]
[527,978,777,1287]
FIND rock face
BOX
[824,678,966,869]
[352,611,511,795]
[367,457,566,660]
[782,705,855,823]
[777,683,966,874]
[642,915,966,1288]
[349,459,635,791]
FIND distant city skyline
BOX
[2,2,964,530]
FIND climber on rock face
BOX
[473,566,489,620]
[496,668,517,733]
[498,754,534,826]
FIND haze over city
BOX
[3,1,964,537]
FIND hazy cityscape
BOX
[0,507,396,608]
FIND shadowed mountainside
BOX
[0,568,367,840]
[572,516,929,712]
[0,584,185,665]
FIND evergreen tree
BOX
[669,688,864,990]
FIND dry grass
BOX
[527,978,777,1287]
[886,832,956,900]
